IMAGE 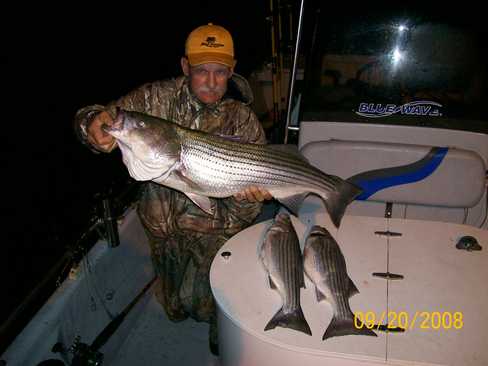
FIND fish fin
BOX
[315,287,327,302]
[267,144,309,162]
[170,170,213,214]
[292,240,306,289]
[278,193,309,216]
[172,169,202,190]
[264,306,312,336]
[322,179,363,228]
[348,278,359,298]
[268,276,277,290]
[322,316,377,340]
[300,272,306,289]
[298,255,306,289]
[184,193,213,215]
[152,161,181,182]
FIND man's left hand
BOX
[234,186,273,203]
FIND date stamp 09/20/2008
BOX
[354,311,464,331]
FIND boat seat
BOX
[300,139,486,208]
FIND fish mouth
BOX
[102,108,125,134]
[308,225,329,236]
[274,212,291,224]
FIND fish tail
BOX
[323,180,362,228]
[264,306,312,336]
[322,316,377,340]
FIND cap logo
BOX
[200,36,224,48]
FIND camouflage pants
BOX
[149,231,228,320]
[145,230,229,346]
[136,183,263,346]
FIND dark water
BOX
[1,3,271,350]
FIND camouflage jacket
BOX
[74,73,266,238]
[74,74,267,325]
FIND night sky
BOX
[1,3,271,329]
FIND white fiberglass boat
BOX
[2,1,487,365]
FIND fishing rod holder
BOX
[91,196,120,248]
[100,198,120,248]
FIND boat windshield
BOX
[293,2,488,133]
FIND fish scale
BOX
[181,133,341,194]
[182,129,334,179]
[260,213,312,335]
[304,226,377,340]
[104,109,362,227]
[323,239,350,319]
[277,233,298,311]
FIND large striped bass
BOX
[103,109,361,227]
[303,226,376,340]
[260,213,311,335]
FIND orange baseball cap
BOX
[185,23,235,67]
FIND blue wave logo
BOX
[356,100,442,118]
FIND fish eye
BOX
[138,121,146,128]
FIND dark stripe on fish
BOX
[184,141,340,192]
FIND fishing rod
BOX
[0,189,126,358]
[284,0,304,144]
[48,275,157,366]
[269,0,282,130]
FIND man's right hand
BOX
[87,111,117,152]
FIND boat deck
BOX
[211,199,488,365]
[1,208,220,366]
[3,198,487,365]
[109,284,219,366]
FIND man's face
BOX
[182,59,233,104]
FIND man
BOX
[74,23,272,355]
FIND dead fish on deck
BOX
[303,226,376,340]
[259,213,312,335]
[103,109,362,227]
